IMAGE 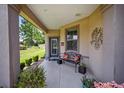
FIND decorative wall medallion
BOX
[90,27,103,50]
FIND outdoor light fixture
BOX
[75,13,81,17]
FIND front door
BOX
[49,37,59,57]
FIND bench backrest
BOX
[64,51,81,62]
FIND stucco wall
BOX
[0,4,11,87]
[46,30,60,37]
[114,5,124,83]
[102,5,124,83]
[60,17,89,57]
[8,5,20,86]
[103,6,115,81]
[88,7,103,80]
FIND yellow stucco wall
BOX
[60,17,89,56]
[46,30,60,37]
[88,7,103,80]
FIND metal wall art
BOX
[90,27,103,50]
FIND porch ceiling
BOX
[27,4,99,30]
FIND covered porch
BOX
[0,4,124,87]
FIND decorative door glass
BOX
[51,38,58,56]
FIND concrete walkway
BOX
[39,60,85,88]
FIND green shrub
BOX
[29,58,32,63]
[80,63,86,67]
[25,58,32,66]
[20,45,27,50]
[33,55,39,62]
[20,63,25,70]
[41,54,45,59]
[15,66,46,88]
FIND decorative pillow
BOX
[73,55,80,62]
[63,53,68,60]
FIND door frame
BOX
[49,37,60,57]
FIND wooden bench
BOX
[59,51,81,72]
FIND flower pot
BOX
[57,59,62,64]
[78,66,86,74]
[82,83,87,88]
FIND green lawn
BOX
[20,45,45,63]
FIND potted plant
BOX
[78,63,86,74]
[57,59,62,64]
[81,76,95,88]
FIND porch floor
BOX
[39,60,94,88]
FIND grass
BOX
[20,45,45,63]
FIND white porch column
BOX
[0,4,20,87]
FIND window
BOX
[66,28,78,51]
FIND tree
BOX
[19,19,45,47]
[33,29,45,44]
